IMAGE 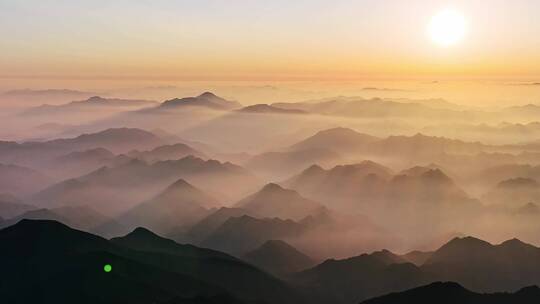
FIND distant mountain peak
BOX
[499,238,534,249]
[164,178,196,191]
[330,161,393,177]
[14,218,63,228]
[198,91,219,99]
[86,95,106,102]
[320,127,355,134]
[445,236,492,248]
[425,236,494,265]
[243,239,315,275]
[261,182,285,192]
[497,177,539,189]
[290,127,380,152]
[300,164,326,176]
[160,92,241,110]
[399,165,446,177]
[126,226,160,239]
[242,182,314,205]
[421,168,452,181]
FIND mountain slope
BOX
[235,183,327,221]
[422,236,540,292]
[201,215,306,255]
[0,163,52,196]
[0,219,302,304]
[0,193,36,218]
[360,282,540,304]
[178,207,259,244]
[0,206,126,237]
[0,219,226,304]
[128,143,207,162]
[283,161,393,210]
[482,177,540,206]
[242,240,316,276]
[293,249,428,304]
[246,148,342,179]
[289,127,380,154]
[0,128,165,167]
[117,179,217,234]
[109,225,303,304]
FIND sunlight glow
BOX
[429,9,467,47]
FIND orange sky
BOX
[1,0,540,83]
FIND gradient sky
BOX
[1,0,540,82]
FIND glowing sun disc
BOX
[429,9,466,47]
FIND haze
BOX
[2,1,540,304]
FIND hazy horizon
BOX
[2,0,540,83]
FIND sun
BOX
[428,9,466,47]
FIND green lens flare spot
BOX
[103,264,112,273]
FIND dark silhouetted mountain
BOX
[422,236,540,292]
[412,231,467,252]
[238,104,307,114]
[0,193,36,218]
[160,92,241,110]
[117,179,217,235]
[109,226,303,304]
[294,249,429,303]
[289,127,380,154]
[243,240,316,276]
[246,148,342,179]
[235,183,327,221]
[400,250,433,266]
[111,227,236,261]
[0,220,227,304]
[201,215,306,255]
[0,219,302,304]
[0,205,125,237]
[0,163,52,196]
[360,281,540,304]
[128,143,207,162]
[157,294,247,304]
[32,156,258,215]
[291,235,540,303]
